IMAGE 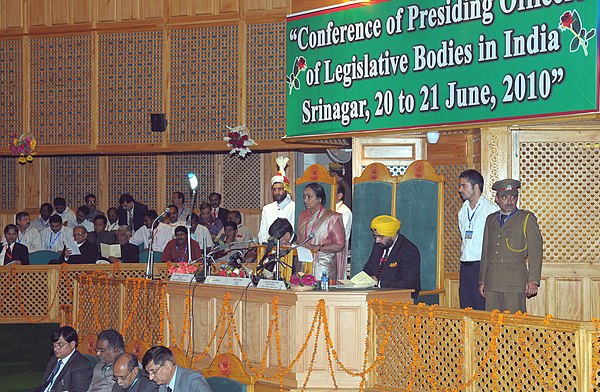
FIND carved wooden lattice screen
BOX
[435,163,469,274]
[165,153,215,205]
[98,31,164,145]
[519,140,600,262]
[107,155,158,209]
[30,35,92,145]
[0,158,17,211]
[170,25,239,143]
[0,39,23,148]
[48,156,101,208]
[222,153,261,209]
[245,22,287,140]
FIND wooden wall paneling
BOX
[97,0,118,22]
[480,126,511,196]
[50,0,70,25]
[156,155,167,211]
[291,0,340,14]
[218,0,239,15]
[72,0,92,24]
[98,156,109,216]
[28,0,47,27]
[192,0,214,16]
[20,158,42,211]
[121,0,141,21]
[554,278,583,320]
[425,132,469,166]
[213,154,224,196]
[4,0,24,30]
[168,0,190,17]
[142,0,165,19]
[238,19,247,126]
[591,278,600,320]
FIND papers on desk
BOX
[63,236,81,255]
[338,271,376,289]
[101,244,121,258]
[296,246,313,262]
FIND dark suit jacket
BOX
[87,231,117,251]
[119,243,140,263]
[56,241,98,264]
[216,207,230,224]
[158,366,212,392]
[33,349,93,392]
[2,242,29,265]
[363,234,421,298]
[111,370,158,392]
[117,202,149,231]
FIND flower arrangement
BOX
[224,124,256,158]
[9,133,37,164]
[289,272,317,291]
[218,265,247,278]
[168,262,197,275]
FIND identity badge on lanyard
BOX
[465,204,480,240]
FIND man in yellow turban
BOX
[362,215,421,298]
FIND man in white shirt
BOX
[130,210,174,253]
[13,211,43,252]
[458,169,499,310]
[258,161,296,244]
[54,197,77,228]
[190,213,214,250]
[30,203,54,232]
[41,215,73,253]
[75,206,94,233]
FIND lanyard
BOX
[49,231,62,249]
[175,243,188,262]
[498,208,518,225]
[466,204,480,228]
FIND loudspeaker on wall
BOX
[150,113,167,132]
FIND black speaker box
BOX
[150,113,167,132]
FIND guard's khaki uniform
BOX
[479,209,543,312]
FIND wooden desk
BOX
[167,283,412,390]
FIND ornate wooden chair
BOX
[202,353,255,392]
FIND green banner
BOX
[285,0,598,137]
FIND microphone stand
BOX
[274,238,281,281]
[145,215,163,280]
[186,188,198,264]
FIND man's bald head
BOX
[112,352,140,389]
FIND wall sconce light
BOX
[426,131,440,144]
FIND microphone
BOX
[157,207,170,222]
[227,250,244,268]
[279,233,315,257]
[188,172,199,191]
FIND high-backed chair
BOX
[125,339,151,362]
[29,250,60,265]
[202,353,255,392]
[139,250,162,263]
[81,334,99,366]
[294,164,338,227]
[169,346,191,368]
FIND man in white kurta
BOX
[258,184,295,243]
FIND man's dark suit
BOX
[56,241,98,264]
[363,234,421,298]
[158,366,212,392]
[2,242,29,265]
[216,207,230,224]
[118,202,149,231]
[119,243,140,263]
[111,371,158,392]
[87,231,117,251]
[33,349,93,392]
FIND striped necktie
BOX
[375,250,389,280]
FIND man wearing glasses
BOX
[142,346,212,392]
[33,326,92,392]
[362,215,421,299]
[55,226,98,264]
[111,352,158,392]
[479,179,543,313]
[88,329,125,392]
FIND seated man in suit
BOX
[198,203,223,240]
[54,226,98,264]
[87,215,117,252]
[104,226,139,263]
[362,215,421,299]
[142,346,212,392]
[112,352,158,392]
[1,224,29,265]
[33,325,93,392]
[209,192,229,223]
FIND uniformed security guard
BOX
[478,179,543,313]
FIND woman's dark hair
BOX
[268,218,294,240]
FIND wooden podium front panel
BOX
[166,283,412,390]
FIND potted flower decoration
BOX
[289,272,317,292]
[224,124,256,158]
[9,133,37,164]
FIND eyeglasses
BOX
[146,363,164,376]
[372,234,385,240]
[113,367,135,382]
[73,232,86,237]
[53,341,68,349]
